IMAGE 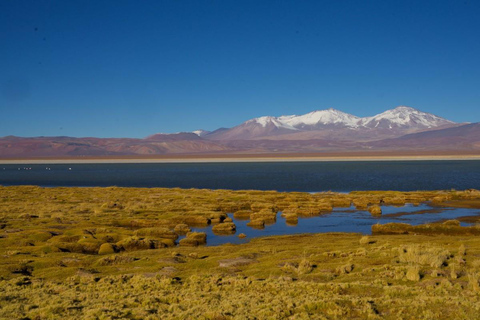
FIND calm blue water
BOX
[191,204,480,246]
[1,160,480,192]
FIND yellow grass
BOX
[1,186,480,319]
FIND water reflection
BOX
[189,203,480,246]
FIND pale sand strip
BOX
[1,155,480,164]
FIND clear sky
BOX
[1,0,479,138]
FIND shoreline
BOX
[1,154,480,164]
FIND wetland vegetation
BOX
[1,186,480,319]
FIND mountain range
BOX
[1,106,479,157]
[201,106,456,141]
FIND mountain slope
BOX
[368,122,480,150]
[204,116,299,140]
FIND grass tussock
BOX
[211,222,236,234]
[173,224,191,235]
[368,205,382,216]
[398,245,451,268]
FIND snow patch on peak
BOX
[281,108,361,128]
[251,116,276,127]
[393,105,416,111]
[192,129,210,137]
[248,116,298,130]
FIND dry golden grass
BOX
[372,222,480,235]
[2,232,480,319]
[1,186,480,319]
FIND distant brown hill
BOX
[0,134,231,157]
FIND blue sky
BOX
[1,0,479,138]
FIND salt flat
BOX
[1,152,480,164]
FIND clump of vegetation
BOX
[181,216,211,227]
[116,236,164,251]
[398,245,451,268]
[208,212,227,224]
[352,197,372,209]
[336,263,354,274]
[406,266,421,281]
[98,243,116,255]
[281,212,299,224]
[233,210,253,220]
[282,258,315,276]
[212,222,236,234]
[368,204,382,216]
[173,224,191,235]
[246,219,265,229]
[443,219,461,226]
[359,235,376,245]
[179,232,207,247]
[250,210,277,223]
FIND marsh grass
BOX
[3,231,480,319]
[372,221,480,236]
[1,186,480,318]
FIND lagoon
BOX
[1,160,480,192]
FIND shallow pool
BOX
[187,203,480,246]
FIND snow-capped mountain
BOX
[205,106,458,140]
[361,106,454,130]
